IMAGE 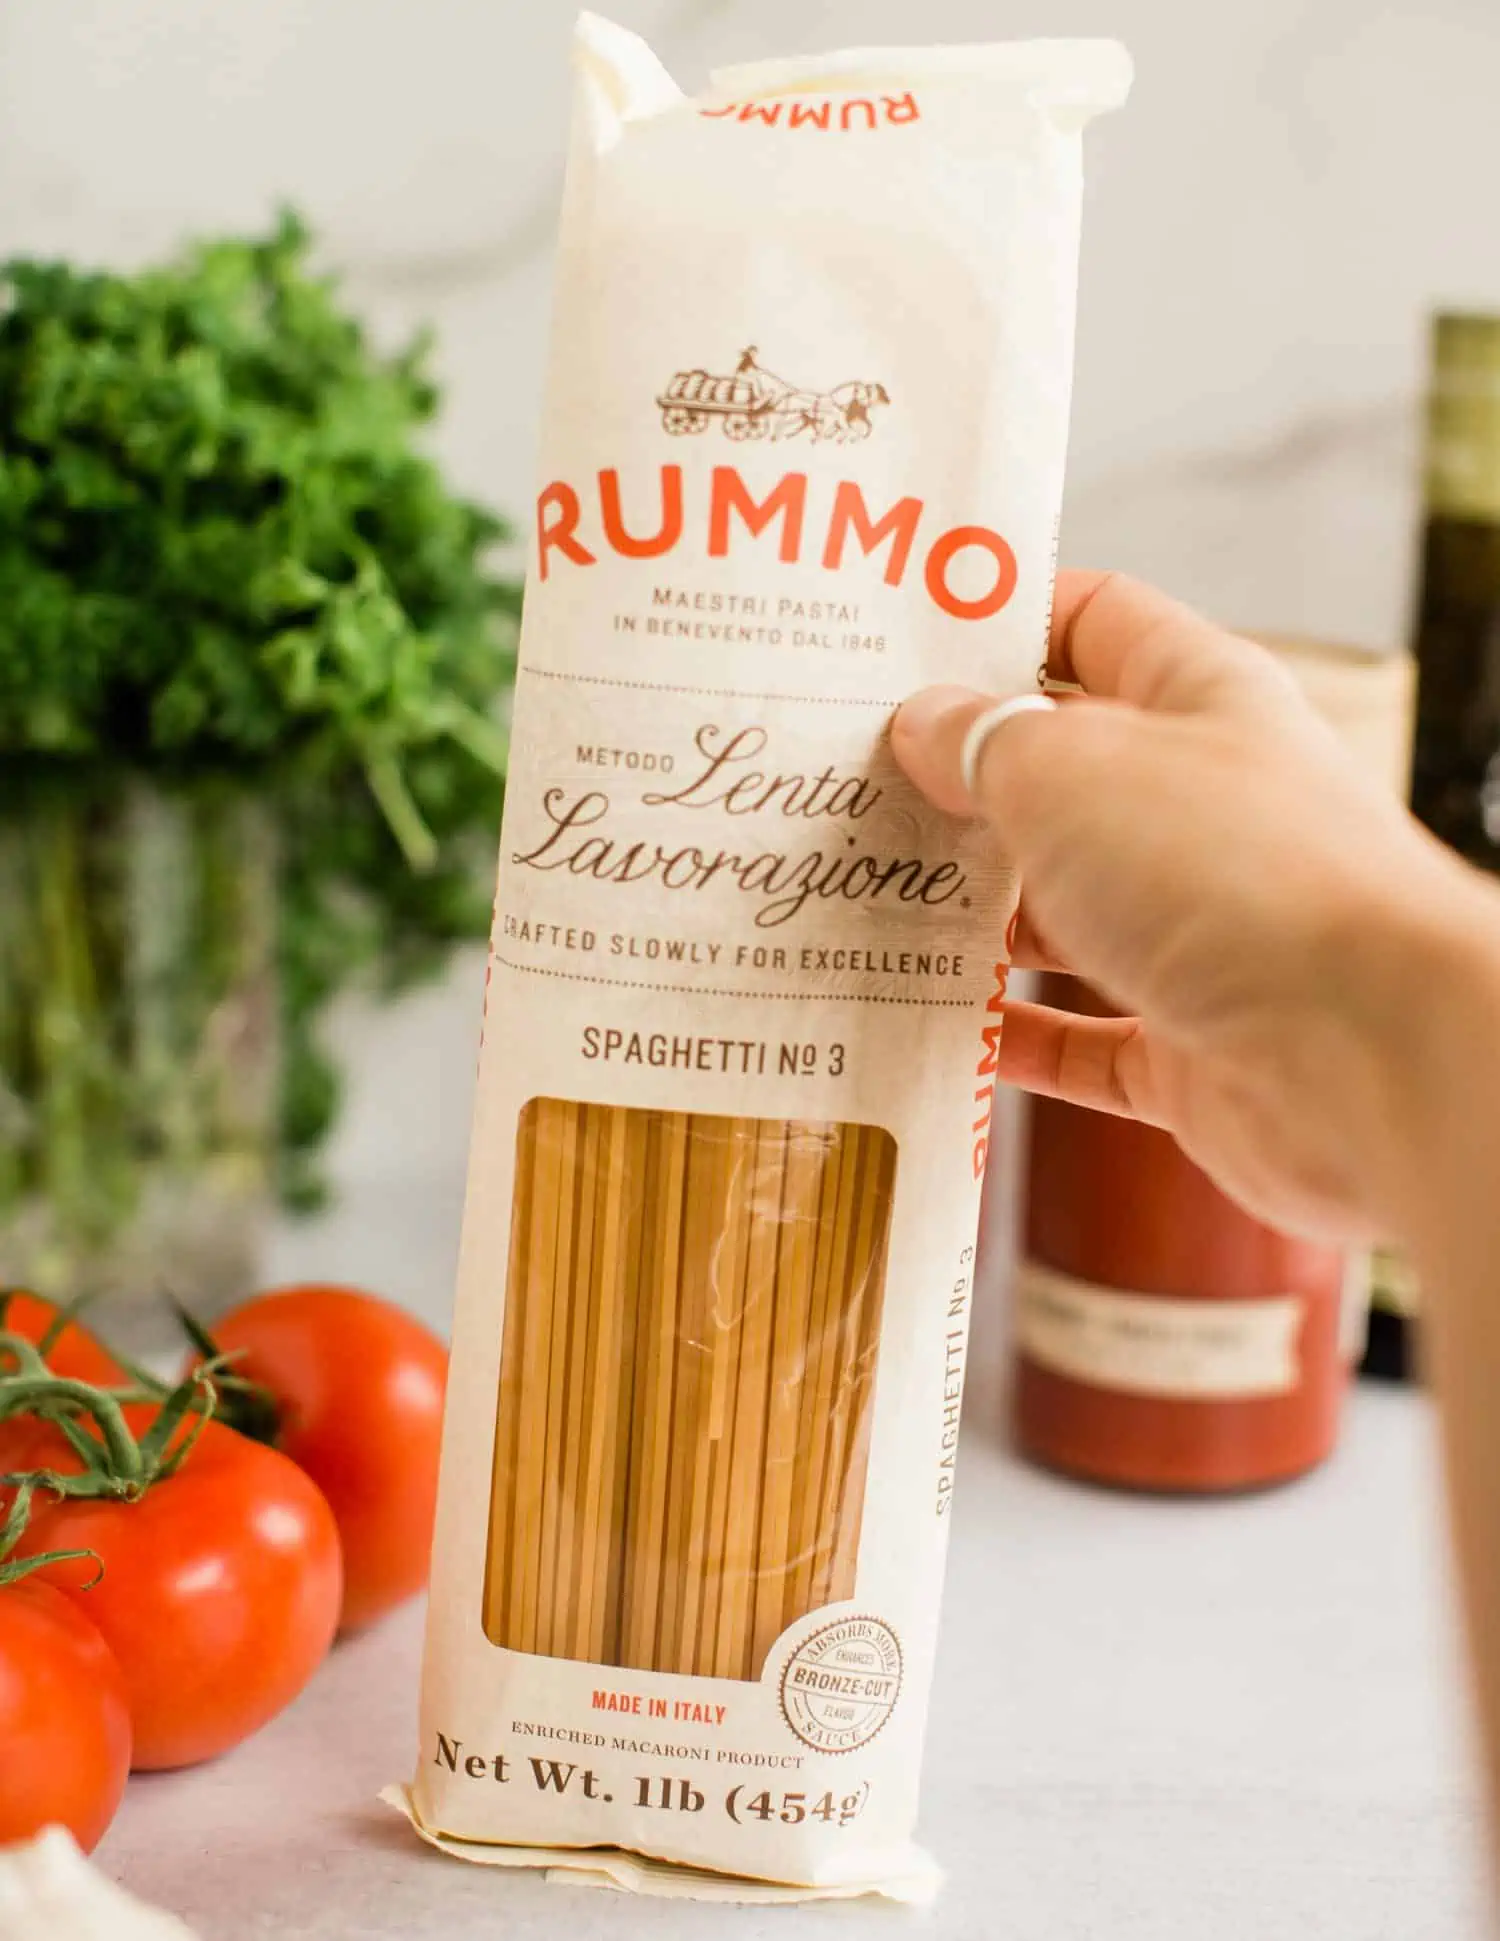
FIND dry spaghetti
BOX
[482,1107,893,1680]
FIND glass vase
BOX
[0,770,278,1323]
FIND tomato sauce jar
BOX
[1014,978,1354,1493]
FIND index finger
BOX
[1050,569,1301,719]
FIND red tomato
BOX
[203,1285,447,1631]
[0,1577,132,1851]
[3,1291,126,1385]
[8,1415,342,1771]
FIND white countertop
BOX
[101,1376,1488,1938]
[90,1060,1495,1937]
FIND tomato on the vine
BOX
[0,1575,132,1851]
[7,1414,343,1771]
[3,1291,125,1386]
[200,1285,447,1631]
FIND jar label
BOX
[1015,1260,1303,1399]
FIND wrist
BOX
[1335,850,1500,1243]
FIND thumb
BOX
[889,684,1080,831]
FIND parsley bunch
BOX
[0,213,519,1213]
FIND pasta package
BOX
[394,13,1129,1900]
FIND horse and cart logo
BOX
[656,346,890,444]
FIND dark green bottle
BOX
[1371,314,1500,1381]
[1410,313,1500,865]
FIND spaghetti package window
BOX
[486,1107,893,1681]
[394,13,1129,1901]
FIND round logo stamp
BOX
[779,1616,903,1754]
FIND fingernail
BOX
[893,684,982,740]
[959,696,1058,801]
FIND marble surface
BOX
[5,0,1500,650]
[7,0,1494,1220]
[101,1379,1488,1938]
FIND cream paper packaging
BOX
[394,13,1130,1899]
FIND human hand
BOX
[892,570,1486,1243]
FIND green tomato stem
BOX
[0,1369,144,1485]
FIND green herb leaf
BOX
[0,211,519,1210]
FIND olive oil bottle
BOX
[1410,314,1500,865]
[1376,313,1500,1380]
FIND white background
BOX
[4,0,1497,1298]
